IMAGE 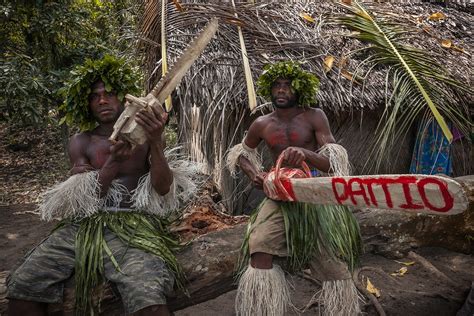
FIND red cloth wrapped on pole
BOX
[264,153,312,201]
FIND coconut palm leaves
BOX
[337,1,471,172]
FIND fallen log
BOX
[358,175,473,257]
[0,176,472,314]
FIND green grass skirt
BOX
[238,200,362,274]
[56,212,182,315]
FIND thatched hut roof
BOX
[142,1,472,110]
[140,1,473,213]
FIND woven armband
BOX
[38,171,128,221]
[131,147,203,217]
[317,143,351,176]
[225,139,263,177]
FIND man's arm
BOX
[68,133,93,174]
[135,106,173,195]
[282,109,334,172]
[238,118,267,189]
[68,133,132,197]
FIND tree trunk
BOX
[1,176,472,314]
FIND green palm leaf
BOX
[337,1,471,172]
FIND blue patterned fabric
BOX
[311,169,320,177]
[410,120,452,175]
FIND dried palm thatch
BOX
[371,0,472,13]
[139,0,472,213]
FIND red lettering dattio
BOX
[364,180,379,207]
[374,180,394,208]
[398,177,423,210]
[348,178,370,206]
[417,178,454,213]
[332,178,348,204]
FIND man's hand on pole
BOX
[252,172,268,190]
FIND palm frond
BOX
[337,1,471,172]
[161,0,173,111]
[231,0,257,111]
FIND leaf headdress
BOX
[59,55,142,131]
[256,61,320,108]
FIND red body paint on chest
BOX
[95,149,109,167]
[289,131,300,143]
[268,131,287,147]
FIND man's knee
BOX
[248,200,286,257]
[250,252,273,269]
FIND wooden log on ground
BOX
[358,175,474,257]
[0,176,472,314]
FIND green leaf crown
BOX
[59,55,142,130]
[256,61,320,108]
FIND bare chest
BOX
[85,138,149,173]
[263,120,315,153]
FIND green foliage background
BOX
[0,0,142,127]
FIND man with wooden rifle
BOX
[7,55,199,316]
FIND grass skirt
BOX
[56,212,182,315]
[239,200,362,273]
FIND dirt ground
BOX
[1,123,473,315]
[177,248,473,316]
[0,123,69,205]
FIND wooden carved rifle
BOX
[110,18,219,145]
